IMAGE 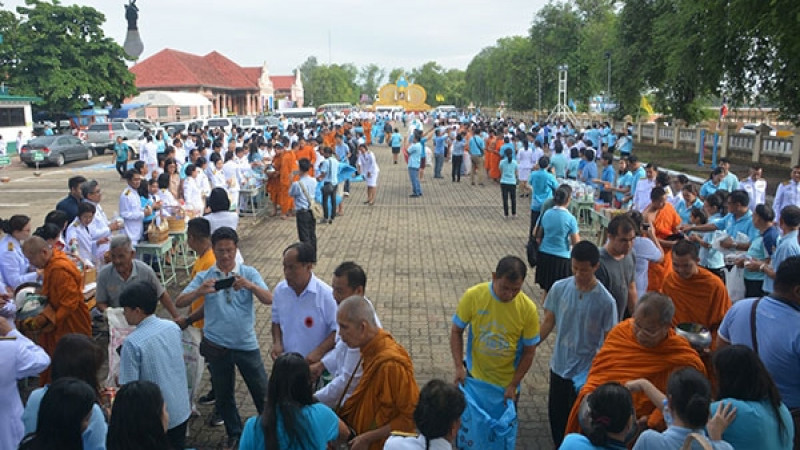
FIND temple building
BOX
[129,48,303,118]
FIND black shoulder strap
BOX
[750,297,763,354]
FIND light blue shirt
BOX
[499,159,518,185]
[182,264,269,350]
[452,139,465,156]
[239,404,340,449]
[23,386,107,450]
[407,142,423,169]
[699,213,725,269]
[320,156,339,185]
[119,315,191,429]
[529,169,559,211]
[763,230,800,293]
[710,399,794,450]
[720,296,800,408]
[0,235,38,290]
[560,433,627,449]
[676,198,704,224]
[580,161,598,188]
[289,175,318,211]
[721,172,739,192]
[600,165,615,193]
[539,207,579,259]
[390,133,403,147]
[468,135,484,156]
[434,135,447,155]
[551,153,568,178]
[712,210,758,243]
[616,171,633,203]
[630,166,646,194]
[335,143,349,162]
[544,277,617,379]
[700,180,720,199]
[634,426,733,450]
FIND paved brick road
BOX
[182,142,556,449]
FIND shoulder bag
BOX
[298,179,323,220]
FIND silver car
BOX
[19,135,94,167]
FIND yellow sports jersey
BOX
[453,281,540,387]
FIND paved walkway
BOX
[171,142,555,449]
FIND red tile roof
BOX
[131,49,296,92]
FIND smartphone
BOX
[214,277,235,291]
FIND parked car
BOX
[19,135,94,167]
[255,115,280,128]
[85,122,144,155]
[739,123,777,137]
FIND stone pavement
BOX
[179,142,556,449]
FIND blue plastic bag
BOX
[457,377,518,449]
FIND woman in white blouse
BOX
[356,144,380,206]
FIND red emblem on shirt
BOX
[304,316,314,328]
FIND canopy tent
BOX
[128,90,212,108]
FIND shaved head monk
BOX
[21,235,91,384]
[662,239,731,350]
[565,293,705,434]
[337,296,419,450]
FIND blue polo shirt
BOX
[433,136,447,155]
[600,165,615,194]
[676,198,704,224]
[529,169,559,211]
[499,159,518,185]
[390,133,403,147]
[763,230,800,293]
[468,135,484,156]
[712,210,758,243]
[181,264,269,351]
[539,207,579,259]
[407,142,422,169]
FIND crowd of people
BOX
[1,112,800,450]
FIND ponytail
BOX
[504,148,512,163]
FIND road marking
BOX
[0,189,64,193]
[0,203,30,207]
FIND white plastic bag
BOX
[724,265,746,302]
[182,327,203,404]
[105,307,135,387]
[711,231,729,251]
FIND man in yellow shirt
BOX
[176,217,220,425]
[450,256,540,400]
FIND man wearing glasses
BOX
[175,226,272,450]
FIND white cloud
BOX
[3,0,547,74]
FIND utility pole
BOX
[537,66,542,113]
[605,51,611,114]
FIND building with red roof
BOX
[128,48,303,120]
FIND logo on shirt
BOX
[304,316,314,328]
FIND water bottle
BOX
[662,398,673,427]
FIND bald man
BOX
[21,236,91,384]
[336,296,419,450]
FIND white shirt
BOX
[182,177,203,213]
[222,160,240,195]
[316,298,382,409]
[0,329,50,450]
[65,218,95,267]
[271,274,338,358]
[87,201,114,264]
[773,180,800,224]
[384,434,452,450]
[140,141,158,167]
[633,178,656,212]
[119,186,144,245]
[740,177,767,212]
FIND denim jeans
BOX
[207,347,268,439]
[408,167,422,195]
[322,182,337,220]
[434,154,445,178]
[451,155,463,182]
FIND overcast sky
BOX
[4,0,548,76]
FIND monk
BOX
[277,144,296,219]
[363,120,373,145]
[643,187,681,291]
[323,128,337,149]
[565,293,705,434]
[662,239,731,349]
[21,236,91,384]
[266,144,283,216]
[295,136,316,178]
[337,296,419,450]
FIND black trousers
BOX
[322,182,337,220]
[295,209,317,256]
[166,420,188,450]
[452,155,463,182]
[501,183,516,216]
[745,279,765,298]
[115,160,126,177]
[549,370,578,448]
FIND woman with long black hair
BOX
[106,380,171,450]
[19,377,96,450]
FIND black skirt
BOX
[535,251,572,292]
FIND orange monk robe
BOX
[662,267,731,349]
[483,137,496,171]
[339,329,419,450]
[295,145,316,178]
[565,319,705,434]
[488,140,504,179]
[277,150,296,213]
[39,249,92,384]
[323,131,336,149]
[363,121,373,145]
[266,152,282,207]
[648,203,681,292]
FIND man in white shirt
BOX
[270,242,337,365]
[633,163,658,212]
[739,164,767,212]
[773,165,800,224]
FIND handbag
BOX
[298,179,323,220]
[526,236,539,268]
[680,432,713,450]
[199,336,229,361]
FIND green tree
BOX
[3,0,136,113]
[358,63,385,101]
[387,68,405,84]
